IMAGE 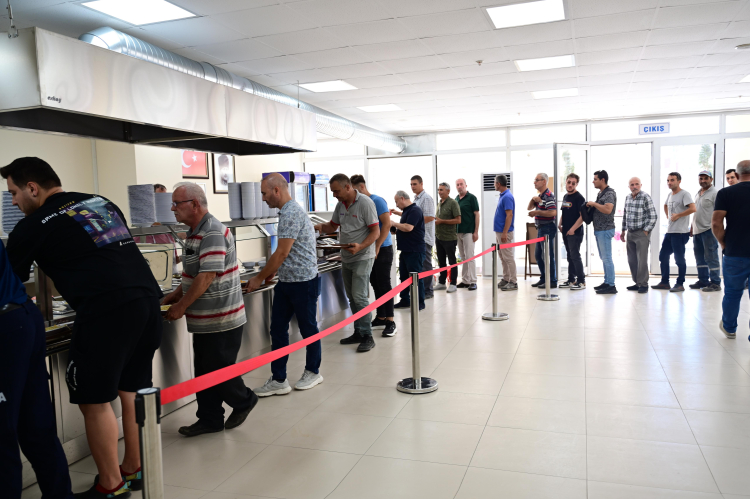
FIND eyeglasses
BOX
[171,199,194,207]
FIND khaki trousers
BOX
[457,233,477,284]
[495,231,517,283]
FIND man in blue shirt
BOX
[1,240,74,499]
[493,175,517,291]
[392,190,426,311]
[351,175,397,338]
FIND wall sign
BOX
[639,122,670,135]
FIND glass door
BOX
[554,143,589,279]
[655,141,716,275]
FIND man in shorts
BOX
[3,157,163,499]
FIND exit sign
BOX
[639,123,670,135]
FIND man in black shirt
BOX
[392,190,426,311]
[558,173,586,290]
[714,160,750,340]
[2,157,163,499]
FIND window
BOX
[591,116,720,141]
[725,138,750,177]
[436,130,506,150]
[726,114,750,134]
[368,156,434,212]
[510,124,585,146]
[510,149,554,220]
[304,139,364,159]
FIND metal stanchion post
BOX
[483,244,509,321]
[135,388,164,499]
[537,235,559,301]
[397,272,438,394]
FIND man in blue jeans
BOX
[690,170,721,292]
[527,173,557,287]
[587,171,618,294]
[714,160,750,339]
[653,172,696,292]
[248,174,323,395]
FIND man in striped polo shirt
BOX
[163,183,257,437]
[527,173,557,287]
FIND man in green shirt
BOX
[455,178,480,291]
[434,182,462,293]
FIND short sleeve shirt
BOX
[182,213,246,333]
[692,186,718,235]
[277,200,318,283]
[665,189,694,233]
[561,192,585,236]
[535,189,556,226]
[369,193,392,247]
[436,197,461,241]
[331,190,379,263]
[715,183,750,257]
[494,189,515,233]
[414,190,436,247]
[456,193,479,234]
[593,187,617,231]
[397,203,425,254]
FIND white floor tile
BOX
[587,481,723,498]
[488,396,586,434]
[455,468,587,499]
[586,403,696,444]
[586,378,680,409]
[684,410,750,449]
[701,445,750,495]
[273,411,391,453]
[500,372,585,402]
[397,391,497,425]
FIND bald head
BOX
[261,173,290,209]
[628,177,642,196]
[738,160,750,176]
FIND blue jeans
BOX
[399,251,425,307]
[660,233,690,285]
[595,229,616,286]
[721,255,750,334]
[535,223,557,284]
[269,278,321,381]
[694,230,721,285]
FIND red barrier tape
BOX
[160,235,547,406]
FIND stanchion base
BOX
[537,294,560,301]
[482,312,509,321]
[397,377,438,394]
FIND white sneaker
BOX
[295,370,324,390]
[570,282,586,291]
[253,377,292,397]
[447,284,457,293]
[433,283,447,290]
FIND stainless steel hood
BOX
[0,27,317,155]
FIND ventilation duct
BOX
[79,27,407,154]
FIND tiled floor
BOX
[22,276,750,499]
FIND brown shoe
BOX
[651,282,671,290]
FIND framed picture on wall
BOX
[181,150,209,178]
[212,153,235,194]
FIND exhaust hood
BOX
[0,27,317,155]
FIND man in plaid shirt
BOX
[621,177,657,293]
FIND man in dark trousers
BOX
[3,157,163,499]
[1,239,74,499]
[558,173,586,290]
[392,190,426,311]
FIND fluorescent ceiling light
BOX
[298,80,357,93]
[486,0,565,29]
[515,54,575,72]
[532,88,578,99]
[716,96,750,103]
[357,104,403,112]
[740,74,750,83]
[81,0,195,26]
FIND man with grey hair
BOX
[163,184,257,437]
[434,182,461,293]
[527,172,557,288]
[714,160,750,339]
[392,190,426,310]
[455,178,480,290]
[494,174,517,290]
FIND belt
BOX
[0,302,23,316]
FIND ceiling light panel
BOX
[298,80,358,92]
[358,104,403,112]
[81,0,195,25]
[532,88,578,99]
[486,0,565,29]
[515,54,575,71]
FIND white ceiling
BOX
[5,0,750,135]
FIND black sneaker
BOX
[340,332,365,344]
[702,283,722,292]
[75,482,131,499]
[419,304,425,311]
[456,283,469,288]
[594,282,608,290]
[531,280,545,287]
[357,335,376,352]
[651,282,671,290]
[670,284,685,292]
[178,420,224,438]
[549,282,558,289]
[382,321,397,337]
[371,317,388,329]
[225,392,258,430]
[559,280,574,288]
[394,301,410,309]
[424,294,434,300]
[596,285,618,294]
[638,286,649,293]
[626,284,639,291]
[689,281,709,289]
[468,283,477,291]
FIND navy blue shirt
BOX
[494,189,515,232]
[396,203,425,254]
[369,193,392,248]
[0,241,27,308]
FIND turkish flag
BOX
[181,151,207,177]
